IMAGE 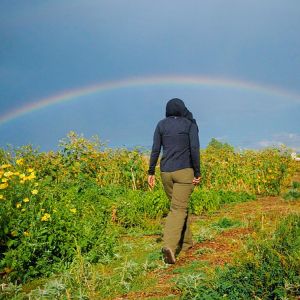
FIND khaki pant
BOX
[161,168,194,254]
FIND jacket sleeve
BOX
[148,123,162,175]
[189,123,201,177]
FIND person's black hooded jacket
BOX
[148,98,200,177]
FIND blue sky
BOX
[0,0,300,151]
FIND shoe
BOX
[162,247,176,264]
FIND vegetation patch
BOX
[283,189,300,200]
[177,214,300,300]
[194,227,217,243]
[283,181,300,201]
[0,133,298,298]
[195,247,215,256]
[190,189,256,215]
[211,217,244,230]
[172,261,207,275]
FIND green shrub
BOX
[0,183,117,281]
[114,189,169,229]
[190,189,255,215]
[201,142,296,196]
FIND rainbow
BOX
[1,75,300,126]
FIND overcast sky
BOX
[1,1,300,151]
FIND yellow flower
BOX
[70,208,77,214]
[41,213,51,221]
[16,158,24,165]
[0,194,4,200]
[20,180,25,184]
[23,197,30,203]
[21,208,26,212]
[0,183,8,189]
[27,172,36,181]
[27,168,34,173]
[1,164,11,169]
[19,173,26,179]
[2,178,8,183]
[31,189,38,195]
[14,171,20,176]
[4,171,14,178]
[23,231,30,236]
[16,202,21,208]
[11,230,18,237]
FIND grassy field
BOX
[0,132,299,299]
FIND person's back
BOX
[154,116,194,172]
[148,99,200,178]
[148,98,201,264]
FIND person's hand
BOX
[192,176,201,185]
[148,175,155,189]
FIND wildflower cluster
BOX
[0,160,39,210]
[41,213,51,222]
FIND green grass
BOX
[12,235,165,300]
[195,247,215,256]
[172,261,208,275]
[211,217,244,230]
[194,226,218,243]
[177,213,300,300]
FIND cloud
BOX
[256,133,300,151]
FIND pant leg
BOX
[176,211,193,254]
[174,168,195,251]
[160,172,173,201]
[181,212,193,251]
[162,168,194,254]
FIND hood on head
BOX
[166,98,188,117]
[165,98,198,129]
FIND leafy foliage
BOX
[190,188,256,215]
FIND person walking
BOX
[148,98,201,264]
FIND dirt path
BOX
[117,174,300,300]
